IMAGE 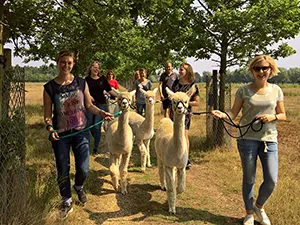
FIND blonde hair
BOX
[180,63,194,83]
[248,54,280,78]
[85,61,101,77]
[56,50,74,63]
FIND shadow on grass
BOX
[84,183,243,225]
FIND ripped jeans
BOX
[237,139,278,211]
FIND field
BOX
[25,82,300,225]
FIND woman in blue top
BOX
[43,50,113,219]
[212,55,286,225]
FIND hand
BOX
[211,110,227,119]
[49,130,59,141]
[100,110,114,121]
[160,95,164,100]
[256,114,275,123]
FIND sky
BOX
[4,34,300,75]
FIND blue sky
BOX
[5,34,300,75]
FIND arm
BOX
[84,83,113,120]
[43,89,59,141]
[189,95,200,107]
[212,97,243,120]
[159,81,164,99]
[256,100,286,123]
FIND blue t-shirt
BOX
[134,79,152,104]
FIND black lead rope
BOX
[192,111,264,139]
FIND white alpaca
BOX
[106,90,135,195]
[129,88,158,172]
[103,88,120,131]
[155,88,190,214]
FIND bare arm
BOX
[189,95,200,107]
[256,100,286,123]
[159,81,164,99]
[212,97,243,120]
[43,89,59,140]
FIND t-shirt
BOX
[134,79,152,104]
[44,76,87,133]
[159,71,178,98]
[85,75,112,104]
[108,79,119,90]
[236,83,284,142]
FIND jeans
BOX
[52,130,90,202]
[86,103,106,152]
[237,139,278,211]
[136,103,146,116]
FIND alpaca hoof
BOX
[169,210,176,215]
[141,168,146,173]
[121,190,127,195]
[177,187,185,194]
[147,164,152,168]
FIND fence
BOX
[206,70,232,147]
[0,50,26,224]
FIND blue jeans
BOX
[52,130,90,202]
[136,103,146,116]
[237,139,278,211]
[87,103,106,152]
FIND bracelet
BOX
[46,124,54,131]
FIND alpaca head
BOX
[117,90,136,111]
[166,87,189,115]
[139,87,158,105]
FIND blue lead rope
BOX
[49,111,122,140]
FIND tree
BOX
[288,67,300,84]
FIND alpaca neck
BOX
[117,110,130,138]
[143,104,154,129]
[173,113,187,153]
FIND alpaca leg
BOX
[137,140,147,172]
[177,167,186,194]
[157,158,166,191]
[144,139,152,168]
[119,153,130,195]
[109,153,120,191]
[165,166,176,214]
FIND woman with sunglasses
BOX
[43,50,113,219]
[212,55,286,225]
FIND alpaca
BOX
[106,90,135,195]
[104,88,120,131]
[129,88,158,172]
[155,87,190,214]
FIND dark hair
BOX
[106,70,116,79]
[180,63,194,83]
[56,50,74,63]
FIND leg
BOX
[52,138,72,203]
[90,104,106,154]
[177,167,186,194]
[136,103,144,116]
[109,153,120,191]
[165,166,176,214]
[119,153,131,195]
[157,158,166,190]
[144,139,152,168]
[72,131,90,187]
[136,139,147,172]
[237,139,259,212]
[256,142,278,207]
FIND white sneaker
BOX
[243,214,254,225]
[253,205,271,225]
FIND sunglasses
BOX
[252,66,270,72]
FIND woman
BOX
[134,68,152,116]
[43,50,113,218]
[106,70,119,91]
[212,55,286,225]
[85,62,117,155]
[170,63,200,170]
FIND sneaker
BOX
[92,149,99,156]
[253,205,271,225]
[186,159,192,170]
[243,214,254,225]
[73,185,87,204]
[60,202,73,219]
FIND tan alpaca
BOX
[129,88,158,172]
[155,88,190,214]
[106,90,135,195]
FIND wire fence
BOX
[0,66,26,224]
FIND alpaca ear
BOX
[130,90,136,97]
[138,84,147,95]
[166,87,174,97]
[186,84,196,98]
[153,87,158,94]
[111,87,120,95]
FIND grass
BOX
[23,82,300,225]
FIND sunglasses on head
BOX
[252,66,270,72]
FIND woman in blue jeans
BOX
[44,51,113,219]
[85,61,117,155]
[212,55,286,225]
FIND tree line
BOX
[21,64,300,84]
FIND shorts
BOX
[162,98,171,110]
